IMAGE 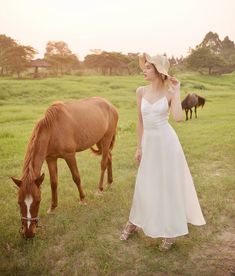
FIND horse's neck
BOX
[22,125,50,179]
[33,131,49,175]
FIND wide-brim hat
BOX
[139,53,170,77]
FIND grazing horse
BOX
[181,93,205,120]
[11,97,118,238]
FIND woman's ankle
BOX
[120,221,138,241]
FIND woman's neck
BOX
[150,79,165,94]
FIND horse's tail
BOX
[90,144,102,155]
[109,132,116,152]
[197,96,205,108]
[90,132,116,155]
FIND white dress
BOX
[129,96,206,238]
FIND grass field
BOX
[0,72,234,275]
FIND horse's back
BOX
[47,97,118,154]
[66,97,117,116]
[182,93,198,109]
[64,97,118,128]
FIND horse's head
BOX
[11,173,45,238]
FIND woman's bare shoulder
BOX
[136,86,143,95]
[136,85,149,96]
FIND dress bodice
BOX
[141,96,169,130]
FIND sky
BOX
[1,0,235,60]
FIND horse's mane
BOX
[21,101,65,191]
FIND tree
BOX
[186,46,225,74]
[199,31,222,54]
[44,41,79,74]
[220,36,235,59]
[184,31,235,74]
[0,34,36,77]
[84,51,127,75]
[84,51,140,75]
[9,45,36,77]
[0,34,17,75]
[169,56,177,66]
[126,53,141,75]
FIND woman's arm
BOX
[169,77,183,122]
[135,87,144,163]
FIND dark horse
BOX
[181,93,205,120]
[11,97,118,238]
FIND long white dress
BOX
[129,96,206,238]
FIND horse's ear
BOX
[35,173,45,187]
[11,177,22,188]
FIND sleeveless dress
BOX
[129,95,206,238]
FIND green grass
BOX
[0,73,234,275]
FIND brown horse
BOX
[181,93,205,120]
[11,97,118,238]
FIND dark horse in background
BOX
[11,97,118,238]
[181,93,205,120]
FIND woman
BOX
[120,53,206,250]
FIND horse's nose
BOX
[24,232,35,239]
[22,226,36,239]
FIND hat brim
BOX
[139,53,170,77]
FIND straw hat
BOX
[139,53,170,77]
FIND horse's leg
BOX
[46,157,58,214]
[107,152,113,185]
[190,108,193,119]
[65,154,86,204]
[195,106,197,118]
[185,109,188,120]
[98,137,113,192]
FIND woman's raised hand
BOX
[169,77,180,91]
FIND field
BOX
[0,73,234,275]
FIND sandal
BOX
[159,238,175,251]
[120,221,138,241]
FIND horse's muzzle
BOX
[19,226,36,239]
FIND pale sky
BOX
[1,0,235,60]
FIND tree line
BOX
[185,32,235,75]
[0,32,235,77]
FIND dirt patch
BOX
[190,228,235,275]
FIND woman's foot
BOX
[120,221,138,241]
[159,238,175,251]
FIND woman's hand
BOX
[169,76,180,88]
[135,148,142,164]
[168,77,181,100]
[169,77,180,93]
[168,77,183,122]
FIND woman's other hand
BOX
[135,148,142,164]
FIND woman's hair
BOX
[151,63,172,91]
[151,63,166,79]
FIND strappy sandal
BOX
[120,221,138,241]
[159,238,175,251]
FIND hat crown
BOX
[154,55,170,71]
[139,53,170,76]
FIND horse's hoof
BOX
[47,208,56,214]
[106,184,113,190]
[95,190,104,196]
[79,200,87,206]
